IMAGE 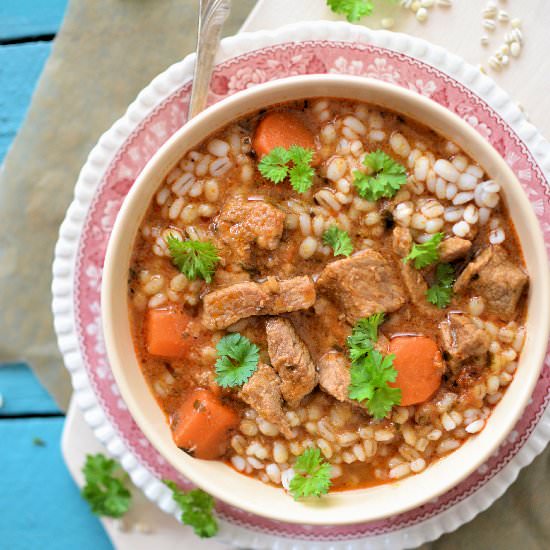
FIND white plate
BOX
[52,20,550,549]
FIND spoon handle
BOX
[188,0,231,119]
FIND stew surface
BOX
[128,98,528,495]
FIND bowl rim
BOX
[101,73,550,525]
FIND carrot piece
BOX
[253,111,315,158]
[171,389,239,459]
[388,336,444,406]
[145,308,193,358]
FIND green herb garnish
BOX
[426,263,455,308]
[322,225,354,257]
[214,333,260,388]
[348,350,402,419]
[166,235,220,283]
[258,145,315,193]
[163,480,218,538]
[32,437,46,447]
[326,0,373,21]
[326,0,399,22]
[403,232,444,269]
[346,312,385,363]
[81,454,131,518]
[353,150,407,201]
[346,313,401,419]
[289,448,332,499]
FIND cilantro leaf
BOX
[163,480,218,538]
[288,144,313,166]
[426,263,455,308]
[366,384,403,419]
[81,454,131,518]
[32,436,46,447]
[403,232,444,269]
[166,236,220,283]
[258,145,315,193]
[257,146,290,183]
[322,225,354,257]
[348,351,401,419]
[289,448,332,499]
[214,333,259,388]
[346,313,385,363]
[346,316,400,419]
[326,0,374,22]
[289,162,315,193]
[353,150,407,201]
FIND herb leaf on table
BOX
[163,480,218,538]
[326,0,374,22]
[326,0,399,22]
[81,454,131,518]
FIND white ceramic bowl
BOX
[102,75,550,526]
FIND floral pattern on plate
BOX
[71,40,550,540]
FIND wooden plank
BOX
[0,363,60,414]
[0,417,112,549]
[0,41,51,163]
[0,0,67,41]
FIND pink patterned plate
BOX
[52,21,550,549]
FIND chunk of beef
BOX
[439,312,490,372]
[454,245,528,321]
[216,196,285,263]
[266,317,317,407]
[392,227,438,314]
[316,249,407,324]
[239,363,292,438]
[438,237,472,262]
[318,351,350,403]
[213,268,251,287]
[202,276,315,330]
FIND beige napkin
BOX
[0,0,254,410]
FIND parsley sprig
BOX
[326,0,398,22]
[348,350,401,419]
[81,454,132,518]
[214,333,260,387]
[327,0,373,22]
[346,313,401,419]
[163,480,218,538]
[403,232,443,269]
[322,225,354,257]
[353,150,407,201]
[289,448,332,499]
[258,145,315,193]
[426,263,455,308]
[346,313,385,363]
[166,236,220,283]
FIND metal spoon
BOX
[188,0,232,119]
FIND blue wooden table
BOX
[0,2,111,548]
